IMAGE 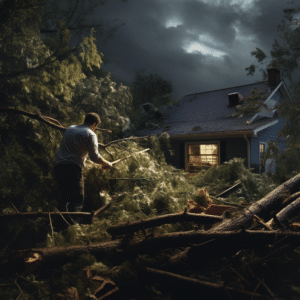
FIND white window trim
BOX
[185,141,221,172]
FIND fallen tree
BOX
[210,173,300,232]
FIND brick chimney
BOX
[267,67,280,90]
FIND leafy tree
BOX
[0,1,105,213]
[244,2,300,184]
[71,72,133,143]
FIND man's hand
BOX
[101,161,113,170]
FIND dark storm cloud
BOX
[92,0,298,101]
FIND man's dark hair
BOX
[84,113,101,125]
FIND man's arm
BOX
[87,134,113,168]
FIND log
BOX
[5,229,300,276]
[142,267,282,300]
[210,173,300,232]
[267,196,300,229]
[279,191,300,208]
[0,240,122,277]
[106,212,223,237]
[119,229,300,260]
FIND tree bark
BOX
[210,173,300,232]
[142,267,282,300]
[106,211,223,237]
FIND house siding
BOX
[250,117,287,166]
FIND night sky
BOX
[86,0,299,102]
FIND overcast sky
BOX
[90,0,299,102]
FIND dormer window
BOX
[228,92,244,107]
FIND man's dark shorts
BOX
[53,163,84,213]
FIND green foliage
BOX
[71,72,133,143]
[189,157,279,204]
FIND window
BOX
[259,142,268,174]
[259,143,266,154]
[186,143,219,173]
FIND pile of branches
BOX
[2,173,300,299]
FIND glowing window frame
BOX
[185,141,220,172]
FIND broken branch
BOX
[106,212,223,237]
[141,267,281,300]
[0,107,111,133]
[253,214,272,231]
[0,211,106,225]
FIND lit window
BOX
[260,143,265,154]
[259,143,267,168]
[187,144,219,173]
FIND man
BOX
[53,112,113,227]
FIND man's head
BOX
[84,112,101,132]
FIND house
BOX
[134,67,293,175]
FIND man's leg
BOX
[67,165,84,223]
[53,164,84,228]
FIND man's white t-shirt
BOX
[55,124,104,170]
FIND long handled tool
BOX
[111,148,150,166]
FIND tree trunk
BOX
[5,229,300,276]
[106,211,223,237]
[210,173,300,232]
[141,267,282,300]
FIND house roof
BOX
[135,81,286,139]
